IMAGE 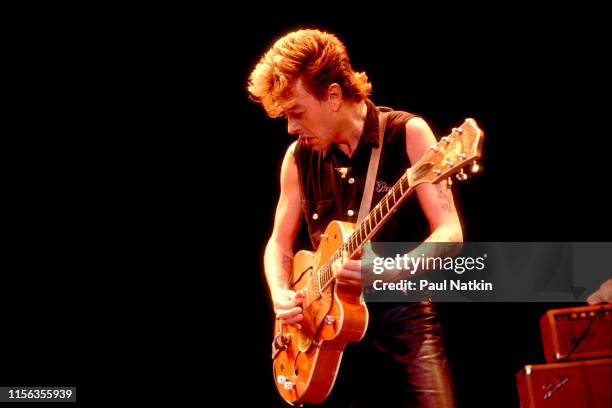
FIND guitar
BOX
[271,118,484,405]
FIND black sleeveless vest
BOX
[293,99,430,250]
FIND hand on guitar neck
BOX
[332,250,363,287]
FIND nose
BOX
[287,117,300,135]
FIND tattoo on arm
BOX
[436,183,454,213]
[282,254,293,274]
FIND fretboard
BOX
[310,171,414,297]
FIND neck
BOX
[335,101,367,157]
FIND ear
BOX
[327,83,343,112]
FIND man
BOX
[248,29,462,407]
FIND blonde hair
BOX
[247,29,372,118]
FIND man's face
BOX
[281,78,335,151]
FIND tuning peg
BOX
[470,160,480,174]
[456,169,468,181]
[452,127,464,134]
[447,177,453,189]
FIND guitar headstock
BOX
[407,118,484,187]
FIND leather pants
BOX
[322,301,456,408]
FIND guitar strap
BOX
[357,110,389,224]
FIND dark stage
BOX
[222,11,611,408]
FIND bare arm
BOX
[406,117,463,244]
[264,141,305,325]
[394,117,463,277]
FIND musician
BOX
[248,29,462,407]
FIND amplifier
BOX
[516,358,612,408]
[540,303,612,362]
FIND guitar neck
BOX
[308,117,484,298]
[315,171,416,291]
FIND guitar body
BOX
[272,220,369,405]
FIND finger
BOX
[284,313,304,325]
[274,296,303,310]
[342,259,362,272]
[276,306,303,320]
[335,271,362,286]
[336,269,361,280]
[586,293,601,305]
[336,268,361,279]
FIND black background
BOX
[216,9,611,408]
[3,6,610,407]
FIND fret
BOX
[393,186,400,203]
[400,176,409,193]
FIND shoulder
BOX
[283,140,299,165]
[287,140,298,155]
[280,141,300,185]
[403,116,437,164]
[404,116,436,144]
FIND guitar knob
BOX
[325,315,335,325]
[470,160,480,173]
[456,169,468,181]
[284,381,295,390]
[277,375,287,384]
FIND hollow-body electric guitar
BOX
[272,118,484,405]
